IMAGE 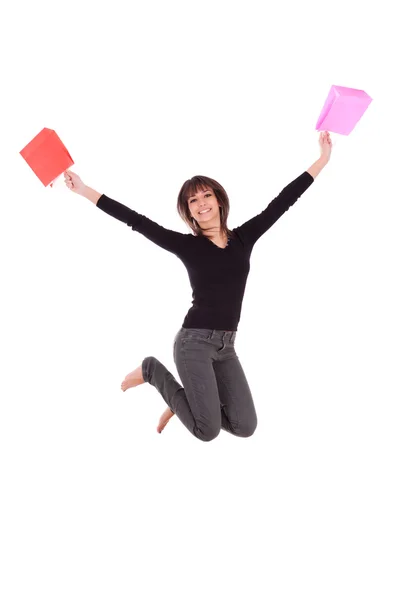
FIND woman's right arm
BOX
[64,171,136,223]
[63,171,187,255]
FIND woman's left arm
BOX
[234,131,333,248]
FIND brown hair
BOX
[177,175,233,240]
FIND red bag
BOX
[20,128,74,186]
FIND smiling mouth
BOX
[199,208,211,214]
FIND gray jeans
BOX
[142,327,257,442]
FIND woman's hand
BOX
[64,171,102,205]
[319,130,332,162]
[307,131,332,178]
[64,170,86,195]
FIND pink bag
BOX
[316,85,372,135]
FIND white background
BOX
[1,1,399,598]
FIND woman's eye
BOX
[190,193,211,203]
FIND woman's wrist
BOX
[307,155,329,179]
[81,185,102,205]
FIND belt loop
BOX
[210,330,215,339]
[230,331,235,343]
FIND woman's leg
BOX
[142,329,222,442]
[212,346,258,438]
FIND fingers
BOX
[64,171,75,190]
[319,131,332,144]
[64,170,80,191]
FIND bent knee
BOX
[195,423,221,442]
[236,418,258,438]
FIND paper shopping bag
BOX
[20,128,74,186]
[316,85,372,135]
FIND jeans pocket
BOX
[181,334,211,347]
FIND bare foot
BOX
[157,407,174,434]
[121,364,145,392]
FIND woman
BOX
[64,131,332,442]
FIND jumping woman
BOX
[64,130,332,442]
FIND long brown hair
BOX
[177,175,233,240]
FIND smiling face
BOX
[177,175,231,239]
[187,187,221,228]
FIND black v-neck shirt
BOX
[97,171,314,331]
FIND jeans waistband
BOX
[181,327,236,343]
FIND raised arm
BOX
[64,171,187,256]
[234,132,332,248]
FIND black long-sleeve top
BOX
[97,171,314,331]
